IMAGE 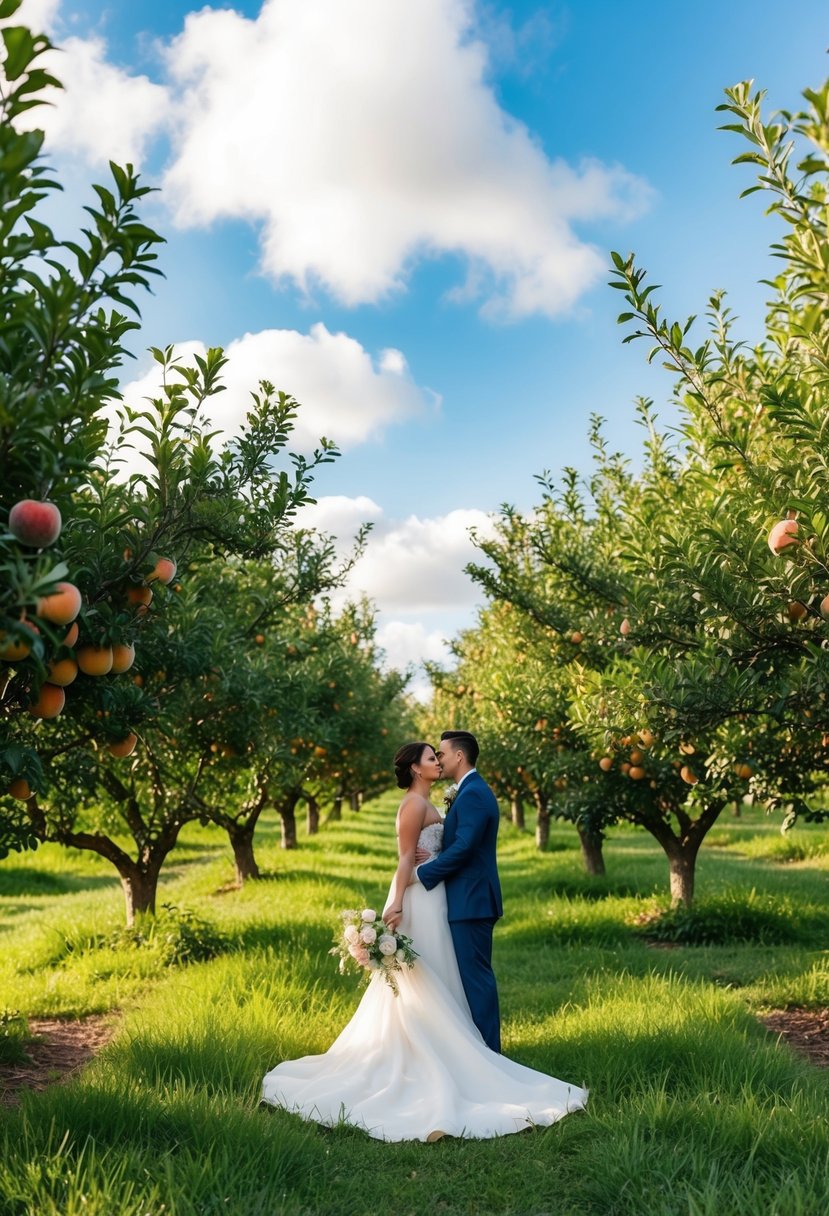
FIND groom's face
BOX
[437,739,463,781]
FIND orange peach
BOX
[37,581,82,626]
[47,657,78,686]
[598,756,613,772]
[680,765,699,785]
[126,585,153,607]
[76,645,113,676]
[8,777,32,800]
[111,642,136,673]
[108,733,137,758]
[147,556,177,585]
[63,622,79,647]
[28,683,65,718]
[768,518,799,555]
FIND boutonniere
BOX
[443,783,459,811]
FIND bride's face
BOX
[415,746,441,784]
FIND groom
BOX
[415,730,503,1053]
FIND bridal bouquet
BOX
[330,907,418,996]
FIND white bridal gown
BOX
[260,821,588,1141]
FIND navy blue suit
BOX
[417,771,503,1052]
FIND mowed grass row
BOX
[0,796,827,1215]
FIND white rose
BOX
[344,924,360,944]
[360,926,377,944]
[378,935,397,955]
[361,909,376,922]
[395,948,406,962]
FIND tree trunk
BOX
[640,801,723,907]
[306,794,320,836]
[278,792,300,849]
[120,864,161,927]
[732,801,742,818]
[667,847,697,906]
[349,791,362,812]
[510,797,525,830]
[328,792,343,822]
[534,795,550,851]
[230,826,261,884]
[577,825,606,876]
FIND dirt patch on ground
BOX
[0,1014,119,1108]
[762,1007,829,1068]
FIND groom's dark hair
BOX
[441,730,479,767]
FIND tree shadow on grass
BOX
[0,868,119,898]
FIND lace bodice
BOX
[417,820,444,859]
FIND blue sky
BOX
[23,0,829,688]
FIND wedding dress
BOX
[260,821,588,1141]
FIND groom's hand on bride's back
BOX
[382,904,402,931]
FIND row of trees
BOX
[0,8,413,923]
[425,78,829,905]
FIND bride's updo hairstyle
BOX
[393,741,431,790]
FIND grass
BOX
[0,796,827,1215]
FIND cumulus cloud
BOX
[30,0,651,321]
[161,0,650,319]
[297,495,383,538]
[308,499,492,698]
[23,33,169,167]
[376,620,453,701]
[120,324,433,454]
[20,0,60,32]
[323,502,495,614]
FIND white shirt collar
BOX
[456,768,477,790]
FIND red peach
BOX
[8,500,62,547]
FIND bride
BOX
[260,740,588,1141]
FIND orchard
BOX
[426,80,829,908]
[1,7,827,1215]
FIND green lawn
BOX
[0,796,827,1215]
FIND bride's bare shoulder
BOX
[397,791,428,812]
[396,792,428,823]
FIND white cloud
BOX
[120,324,433,455]
[24,34,168,167]
[376,620,452,701]
[339,505,495,614]
[29,0,650,321]
[160,0,650,320]
[20,0,60,32]
[296,494,383,543]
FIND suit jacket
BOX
[417,770,503,922]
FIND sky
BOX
[18,0,829,694]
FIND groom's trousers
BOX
[449,919,501,1054]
